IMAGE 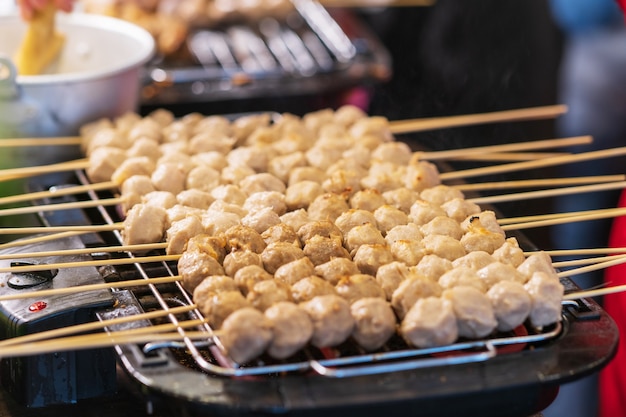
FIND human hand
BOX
[17,0,74,20]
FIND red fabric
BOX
[599,189,626,417]
[618,0,626,12]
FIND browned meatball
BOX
[274,257,316,286]
[223,224,267,253]
[196,290,250,329]
[297,220,343,245]
[391,274,443,320]
[314,257,360,286]
[179,251,225,293]
[291,276,337,303]
[353,244,394,276]
[191,275,239,307]
[223,250,264,277]
[303,235,351,266]
[350,297,397,351]
[185,233,227,264]
[246,280,293,311]
[335,274,386,304]
[307,193,349,222]
[261,241,306,274]
[264,301,314,359]
[300,295,355,348]
[400,297,458,348]
[233,265,273,296]
[261,223,301,247]
[219,307,273,364]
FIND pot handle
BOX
[0,55,20,100]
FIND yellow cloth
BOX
[13,3,65,75]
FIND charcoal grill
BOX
[0,161,617,417]
[139,0,392,108]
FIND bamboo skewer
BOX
[0,275,182,302]
[0,304,196,347]
[448,152,570,162]
[0,137,82,147]
[389,104,568,134]
[0,254,181,274]
[0,242,168,260]
[0,181,116,206]
[526,248,626,257]
[558,254,626,279]
[468,180,626,205]
[0,159,89,182]
[0,231,91,250]
[553,255,624,268]
[455,175,626,192]
[0,223,123,235]
[416,135,591,161]
[0,197,125,217]
[501,207,626,231]
[440,146,626,181]
[564,284,626,301]
[500,207,626,226]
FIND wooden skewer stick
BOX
[0,242,168,260]
[0,159,89,182]
[0,197,125,217]
[0,304,196,347]
[557,254,626,278]
[0,330,215,358]
[525,247,626,257]
[0,223,122,235]
[0,275,182,302]
[564,284,626,301]
[0,181,117,206]
[468,180,626,205]
[0,137,82,147]
[500,207,626,231]
[417,135,591,161]
[455,175,626,192]
[0,231,91,250]
[0,254,181,274]
[447,152,570,162]
[389,104,568,134]
[500,207,626,226]
[553,255,624,268]
[440,146,626,181]
[319,0,436,7]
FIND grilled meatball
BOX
[440,197,481,223]
[391,273,443,320]
[452,251,495,271]
[401,297,458,348]
[274,257,316,286]
[389,239,425,266]
[421,234,466,261]
[335,274,386,304]
[196,290,250,330]
[142,190,178,210]
[350,189,386,212]
[288,166,327,185]
[244,191,287,216]
[477,262,526,289]
[375,261,411,301]
[151,162,188,195]
[223,224,267,253]
[268,151,308,183]
[111,156,156,186]
[314,258,360,286]
[211,184,247,206]
[460,228,506,255]
[413,254,453,281]
[492,238,526,267]
[284,181,324,211]
[87,146,128,183]
[192,151,228,171]
[264,301,314,359]
[185,233,227,263]
[179,252,226,293]
[385,223,423,245]
[334,209,378,236]
[382,187,420,214]
[121,174,155,198]
[219,307,273,364]
[297,220,343,245]
[344,223,386,255]
[239,172,286,195]
[322,169,362,196]
[185,165,221,193]
[307,193,350,222]
[443,286,497,339]
[300,295,355,348]
[303,235,350,266]
[227,147,272,174]
[191,275,238,301]
[261,223,301,247]
[487,280,532,332]
[524,271,564,328]
[420,216,463,240]
[122,203,168,245]
[223,250,263,277]
[438,266,486,293]
[403,160,441,191]
[361,162,405,193]
[221,164,255,185]
[261,241,306,274]
[353,243,394,276]
[165,204,203,225]
[517,252,558,282]
[280,209,311,234]
[246,279,293,311]
[233,264,273,296]
[408,200,447,226]
[241,207,282,234]
[371,141,412,165]
[419,184,464,206]
[166,215,204,255]
[350,297,397,351]
[291,276,337,303]
[176,189,214,210]
[373,205,409,235]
